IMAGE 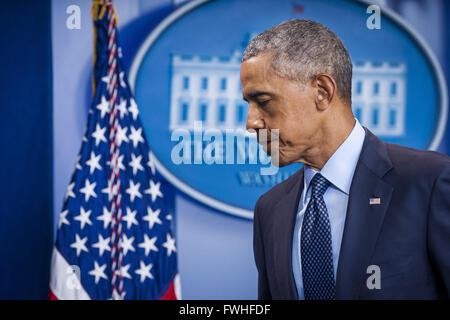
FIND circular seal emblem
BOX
[130,0,447,219]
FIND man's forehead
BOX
[241,53,273,71]
[240,54,276,85]
[240,61,278,102]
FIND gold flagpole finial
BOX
[90,0,119,96]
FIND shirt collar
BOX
[303,119,366,195]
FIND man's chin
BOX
[261,144,289,167]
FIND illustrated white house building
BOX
[169,49,406,137]
[352,61,406,136]
[169,50,245,132]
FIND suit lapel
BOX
[272,168,304,299]
[335,128,394,299]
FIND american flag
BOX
[49,0,180,300]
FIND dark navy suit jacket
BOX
[253,128,450,299]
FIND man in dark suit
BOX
[241,19,450,299]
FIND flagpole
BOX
[51,0,179,300]
[99,0,125,300]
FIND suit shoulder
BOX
[255,168,303,210]
[386,143,450,177]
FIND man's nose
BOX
[246,104,265,132]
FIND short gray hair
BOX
[242,19,352,104]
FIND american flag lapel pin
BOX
[369,197,381,205]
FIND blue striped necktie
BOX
[301,173,336,300]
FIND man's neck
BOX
[300,116,356,171]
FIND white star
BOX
[135,261,154,283]
[58,210,70,229]
[79,178,97,202]
[126,180,142,202]
[116,155,126,171]
[107,154,126,171]
[70,234,88,256]
[117,98,128,119]
[75,155,82,170]
[128,126,144,148]
[82,128,88,141]
[145,180,163,202]
[129,153,144,176]
[116,125,129,147]
[166,214,172,221]
[122,207,138,229]
[119,234,136,256]
[147,152,156,176]
[119,264,132,279]
[65,182,76,200]
[88,261,107,284]
[101,74,110,84]
[128,98,139,120]
[85,151,102,174]
[101,180,114,202]
[162,233,177,256]
[111,289,126,300]
[96,95,110,119]
[92,124,107,147]
[74,207,92,230]
[119,71,126,88]
[138,234,158,256]
[143,207,162,229]
[92,234,111,256]
[97,206,112,229]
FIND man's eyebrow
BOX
[242,90,272,102]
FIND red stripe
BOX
[48,288,59,300]
[160,281,177,300]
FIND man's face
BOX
[240,53,323,167]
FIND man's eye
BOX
[257,100,270,107]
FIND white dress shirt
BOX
[292,119,366,299]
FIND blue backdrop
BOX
[0,0,448,299]
[0,0,53,299]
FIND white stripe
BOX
[50,248,91,300]
[174,274,182,300]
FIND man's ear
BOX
[314,73,336,111]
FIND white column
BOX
[169,73,181,130]
[378,78,389,134]
[361,77,372,128]
[187,74,198,129]
[206,74,218,129]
